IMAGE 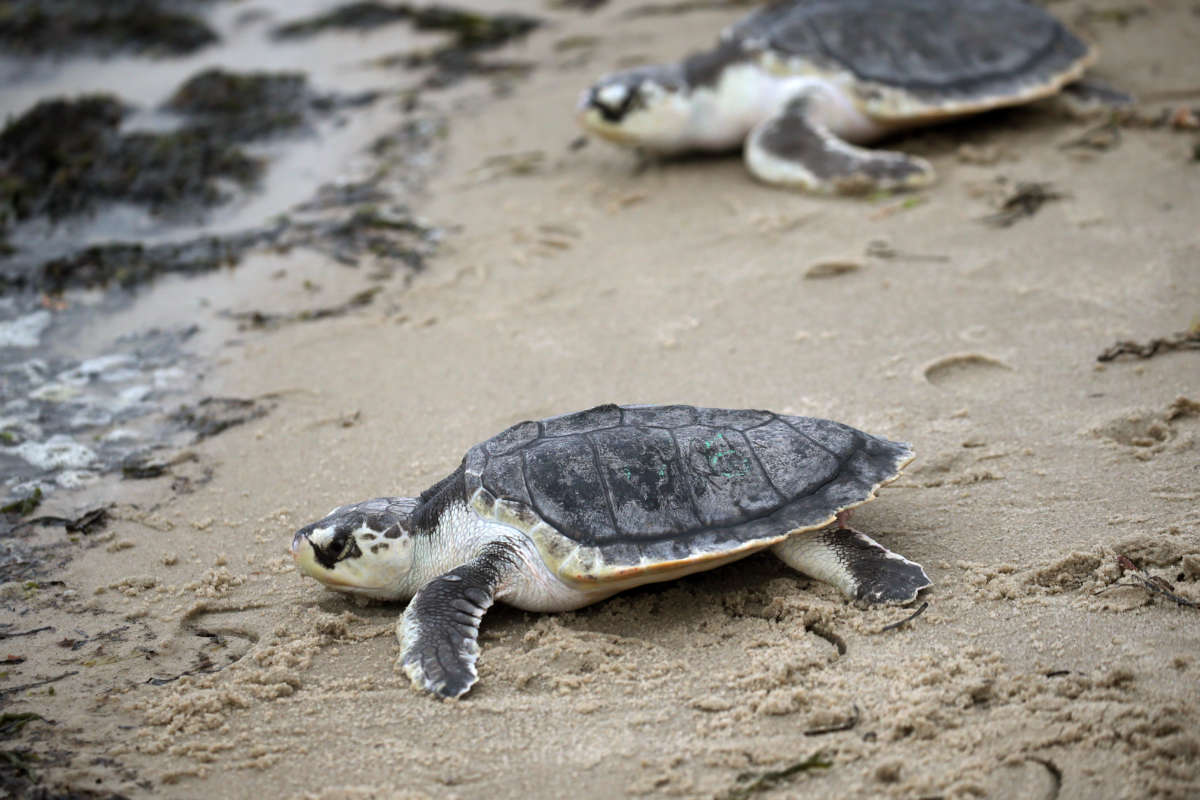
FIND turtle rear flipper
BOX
[398,543,517,698]
[773,527,931,604]
[744,94,933,194]
[1057,77,1135,115]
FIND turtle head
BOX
[578,64,695,153]
[290,497,418,601]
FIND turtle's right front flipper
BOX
[745,93,934,194]
[398,543,517,699]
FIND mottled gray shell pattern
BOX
[459,404,911,569]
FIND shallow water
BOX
[0,1,457,506]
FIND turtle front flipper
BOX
[398,543,517,699]
[773,528,931,604]
[744,94,934,194]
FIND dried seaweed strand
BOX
[0,670,78,698]
[1098,555,1199,608]
[0,626,53,640]
[1097,329,1200,362]
[718,752,831,800]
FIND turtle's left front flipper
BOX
[398,543,517,699]
[745,93,934,194]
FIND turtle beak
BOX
[290,531,309,561]
[291,531,325,581]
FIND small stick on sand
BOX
[804,705,860,736]
[880,601,929,632]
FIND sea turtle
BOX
[291,404,929,698]
[577,0,1122,193]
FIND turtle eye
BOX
[335,530,358,560]
[323,529,359,563]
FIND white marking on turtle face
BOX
[595,83,629,109]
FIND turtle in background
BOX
[291,404,929,699]
[577,0,1128,193]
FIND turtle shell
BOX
[458,404,912,584]
[721,0,1094,120]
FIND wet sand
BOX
[3,1,1199,798]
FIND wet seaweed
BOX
[273,2,541,87]
[274,2,540,46]
[225,286,384,330]
[0,0,217,57]
[2,198,434,295]
[0,95,263,231]
[4,229,281,294]
[0,714,44,737]
[980,181,1066,227]
[0,488,42,517]
[120,452,197,481]
[170,397,273,441]
[272,1,413,37]
[308,207,429,267]
[624,0,757,17]
[166,69,312,142]
[0,68,368,248]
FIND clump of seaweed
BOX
[273,2,541,87]
[0,0,218,57]
[272,1,413,37]
[166,69,312,142]
[29,230,280,294]
[0,94,263,230]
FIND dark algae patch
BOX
[272,2,540,44]
[0,94,262,230]
[170,396,273,440]
[273,2,541,87]
[0,0,217,57]
[272,1,413,36]
[166,69,312,142]
[0,68,340,244]
[10,230,280,294]
[0,488,42,517]
[980,181,1066,227]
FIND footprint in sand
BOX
[985,758,1061,800]
[919,352,1015,391]
[1086,397,1199,461]
[148,606,264,685]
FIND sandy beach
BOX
[2,0,1198,798]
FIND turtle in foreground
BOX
[291,404,929,698]
[578,0,1124,193]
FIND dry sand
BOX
[4,1,1199,798]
